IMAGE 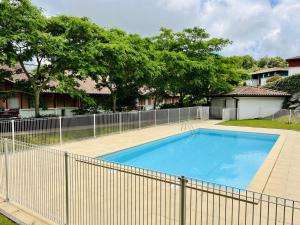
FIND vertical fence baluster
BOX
[4,139,9,201]
[179,176,188,225]
[119,112,122,133]
[139,111,141,129]
[93,114,96,138]
[11,120,15,153]
[64,152,69,225]
[59,116,62,145]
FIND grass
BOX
[0,214,16,225]
[220,119,300,132]
[13,123,152,145]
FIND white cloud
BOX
[32,0,300,58]
[157,0,199,12]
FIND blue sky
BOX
[33,0,300,58]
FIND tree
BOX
[0,0,99,116]
[86,31,156,112]
[149,27,247,105]
[257,57,288,69]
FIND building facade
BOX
[287,56,300,76]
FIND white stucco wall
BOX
[289,67,300,76]
[237,97,285,120]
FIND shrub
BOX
[265,74,300,94]
[266,75,282,84]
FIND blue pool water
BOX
[98,129,278,189]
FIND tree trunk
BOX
[153,97,157,110]
[112,93,117,113]
[34,89,41,117]
[179,92,184,107]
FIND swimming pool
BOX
[98,129,279,189]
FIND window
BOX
[7,96,20,109]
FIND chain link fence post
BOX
[179,176,188,225]
[168,109,170,124]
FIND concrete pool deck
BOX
[55,120,300,202]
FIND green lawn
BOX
[219,119,300,132]
[0,214,16,225]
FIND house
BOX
[0,66,179,117]
[246,55,300,87]
[0,72,111,118]
[137,87,179,110]
[210,86,290,120]
[286,56,300,76]
[246,67,288,87]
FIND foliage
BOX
[266,75,282,83]
[0,0,259,115]
[149,27,248,106]
[0,0,98,116]
[265,74,300,94]
[257,57,288,69]
[85,30,157,112]
[229,55,288,72]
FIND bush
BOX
[266,75,282,84]
[265,74,300,94]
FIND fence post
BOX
[64,152,69,225]
[138,111,141,129]
[59,116,62,145]
[179,108,181,123]
[168,109,170,124]
[289,110,292,124]
[179,176,188,225]
[4,139,9,201]
[154,110,157,126]
[11,120,15,152]
[93,114,96,138]
[119,112,122,133]
[188,107,190,121]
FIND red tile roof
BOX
[1,66,110,95]
[221,86,290,97]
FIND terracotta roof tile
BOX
[1,66,110,95]
[222,86,290,97]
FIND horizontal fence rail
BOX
[0,139,299,225]
[0,106,209,145]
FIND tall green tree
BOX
[149,27,247,104]
[0,0,98,116]
[86,31,156,112]
[257,57,288,68]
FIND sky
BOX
[32,0,300,59]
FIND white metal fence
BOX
[0,107,209,145]
[0,139,299,225]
